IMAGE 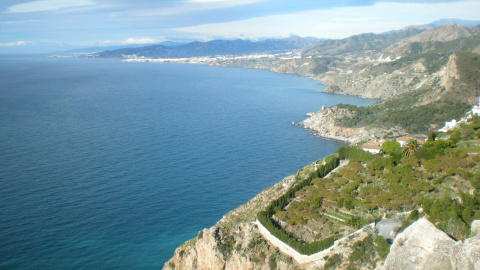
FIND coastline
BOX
[119,56,386,144]
[157,59,382,269]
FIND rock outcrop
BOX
[299,105,405,143]
[164,223,281,270]
[441,54,460,90]
[382,218,480,270]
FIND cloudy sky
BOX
[1,0,480,53]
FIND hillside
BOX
[164,119,480,269]
[301,27,425,57]
[328,50,480,137]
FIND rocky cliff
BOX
[382,218,480,270]
[163,174,299,270]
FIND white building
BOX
[472,96,480,116]
[438,119,457,132]
[361,141,382,154]
[396,137,425,147]
[446,119,457,128]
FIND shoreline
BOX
[118,56,383,144]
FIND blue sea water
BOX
[0,56,375,269]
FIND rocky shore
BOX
[299,105,405,144]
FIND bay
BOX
[0,56,375,269]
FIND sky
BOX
[1,0,480,53]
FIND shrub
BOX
[349,235,375,263]
[337,146,373,162]
[310,197,322,209]
[374,236,390,259]
[324,254,342,270]
[268,255,277,270]
[369,155,395,171]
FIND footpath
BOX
[254,220,373,265]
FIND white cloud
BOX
[7,0,95,13]
[175,1,480,39]
[123,38,156,44]
[0,41,26,46]
[100,38,158,45]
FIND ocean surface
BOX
[0,56,375,269]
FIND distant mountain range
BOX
[80,18,480,60]
[93,36,320,58]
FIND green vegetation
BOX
[375,35,480,75]
[337,145,374,162]
[348,235,376,268]
[324,253,343,270]
[268,254,277,270]
[336,100,471,134]
[312,56,340,75]
[257,155,339,255]
[257,120,480,260]
[219,235,235,257]
[374,236,390,259]
[335,49,480,134]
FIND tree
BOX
[310,197,322,209]
[403,139,420,157]
[344,199,354,210]
[382,141,401,155]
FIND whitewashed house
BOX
[438,119,457,132]
[396,137,425,147]
[472,97,480,116]
[361,141,382,154]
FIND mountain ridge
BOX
[94,36,320,58]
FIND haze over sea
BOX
[0,56,375,269]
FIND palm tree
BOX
[402,139,420,156]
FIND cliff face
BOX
[440,54,460,91]
[164,223,284,270]
[163,175,300,270]
[382,219,480,270]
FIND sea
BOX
[0,56,375,269]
